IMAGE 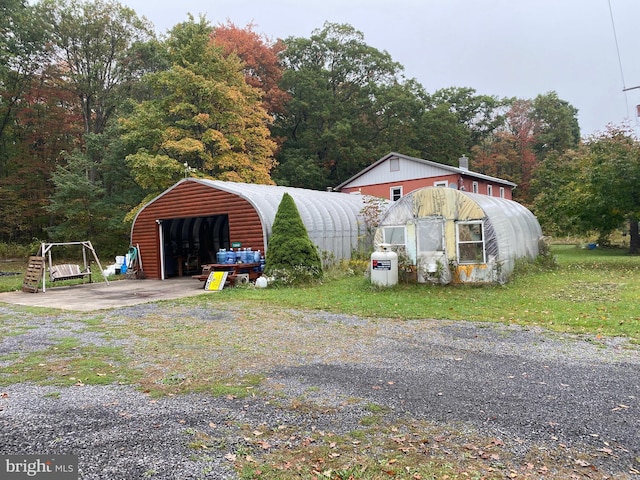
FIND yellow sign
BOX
[204,271,228,291]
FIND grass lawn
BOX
[220,244,640,343]
[1,244,638,342]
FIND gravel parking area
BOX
[0,302,638,479]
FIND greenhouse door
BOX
[416,217,449,283]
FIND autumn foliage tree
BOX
[0,76,84,241]
[210,21,288,116]
[120,16,277,210]
[472,92,579,205]
[471,99,537,203]
[37,0,155,136]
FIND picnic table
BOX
[192,263,262,286]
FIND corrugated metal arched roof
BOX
[184,179,368,260]
[376,187,543,282]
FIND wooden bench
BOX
[50,264,92,283]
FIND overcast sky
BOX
[123,0,640,138]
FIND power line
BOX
[608,0,631,115]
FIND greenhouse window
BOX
[456,221,485,264]
[383,226,406,245]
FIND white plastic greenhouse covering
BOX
[201,180,370,261]
[374,187,543,283]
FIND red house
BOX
[334,152,516,201]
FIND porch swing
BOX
[33,241,109,293]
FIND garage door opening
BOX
[161,215,229,278]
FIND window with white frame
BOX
[472,181,478,193]
[487,184,493,196]
[389,158,400,172]
[433,180,448,187]
[390,186,403,201]
[499,187,505,198]
[456,221,485,264]
[382,226,406,246]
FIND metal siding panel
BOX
[131,179,375,279]
[345,158,455,188]
[131,182,264,279]
[199,180,369,261]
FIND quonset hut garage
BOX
[130,178,369,280]
[374,187,543,284]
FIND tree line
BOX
[2,0,639,256]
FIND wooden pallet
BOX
[22,256,45,293]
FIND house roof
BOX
[334,152,517,190]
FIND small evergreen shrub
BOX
[264,193,322,286]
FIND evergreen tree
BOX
[264,193,322,284]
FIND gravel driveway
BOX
[0,302,638,479]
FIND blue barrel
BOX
[216,249,226,264]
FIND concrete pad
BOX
[0,277,209,312]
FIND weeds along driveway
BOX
[0,301,638,479]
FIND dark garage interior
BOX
[162,215,229,277]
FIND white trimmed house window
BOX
[433,180,448,187]
[499,187,505,198]
[487,184,493,196]
[390,186,403,201]
[472,181,479,193]
[390,158,400,172]
[456,221,485,264]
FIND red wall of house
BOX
[340,175,512,200]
